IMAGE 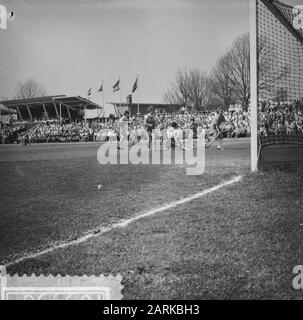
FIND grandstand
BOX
[0,95,102,121]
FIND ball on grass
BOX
[97,184,102,190]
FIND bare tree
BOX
[164,68,212,110]
[187,69,213,110]
[212,33,289,111]
[257,35,289,97]
[223,34,251,110]
[163,69,191,107]
[14,78,47,99]
[210,54,237,109]
[165,33,289,112]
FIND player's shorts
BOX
[145,126,155,133]
[209,128,223,140]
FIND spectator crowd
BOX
[259,102,303,136]
[0,101,302,144]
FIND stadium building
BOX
[108,95,182,115]
[0,94,182,121]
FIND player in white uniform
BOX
[117,111,129,149]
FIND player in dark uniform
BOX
[206,108,226,150]
[144,106,157,149]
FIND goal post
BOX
[250,0,258,172]
[250,0,303,171]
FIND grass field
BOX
[1,139,303,299]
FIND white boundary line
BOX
[0,137,251,148]
[3,175,242,269]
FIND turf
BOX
[2,139,303,299]
[0,140,248,263]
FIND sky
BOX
[0,0,300,111]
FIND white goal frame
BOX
[250,0,258,172]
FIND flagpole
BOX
[119,77,121,112]
[137,75,140,114]
[86,87,91,124]
[102,81,105,117]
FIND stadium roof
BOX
[0,95,102,110]
[0,95,102,121]
[0,104,17,114]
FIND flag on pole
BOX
[87,88,92,96]
[132,76,138,93]
[98,81,103,92]
[113,79,120,93]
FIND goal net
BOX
[250,0,303,170]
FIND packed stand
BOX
[18,121,94,144]
[258,102,303,136]
[1,101,303,144]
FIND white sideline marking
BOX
[3,175,242,268]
